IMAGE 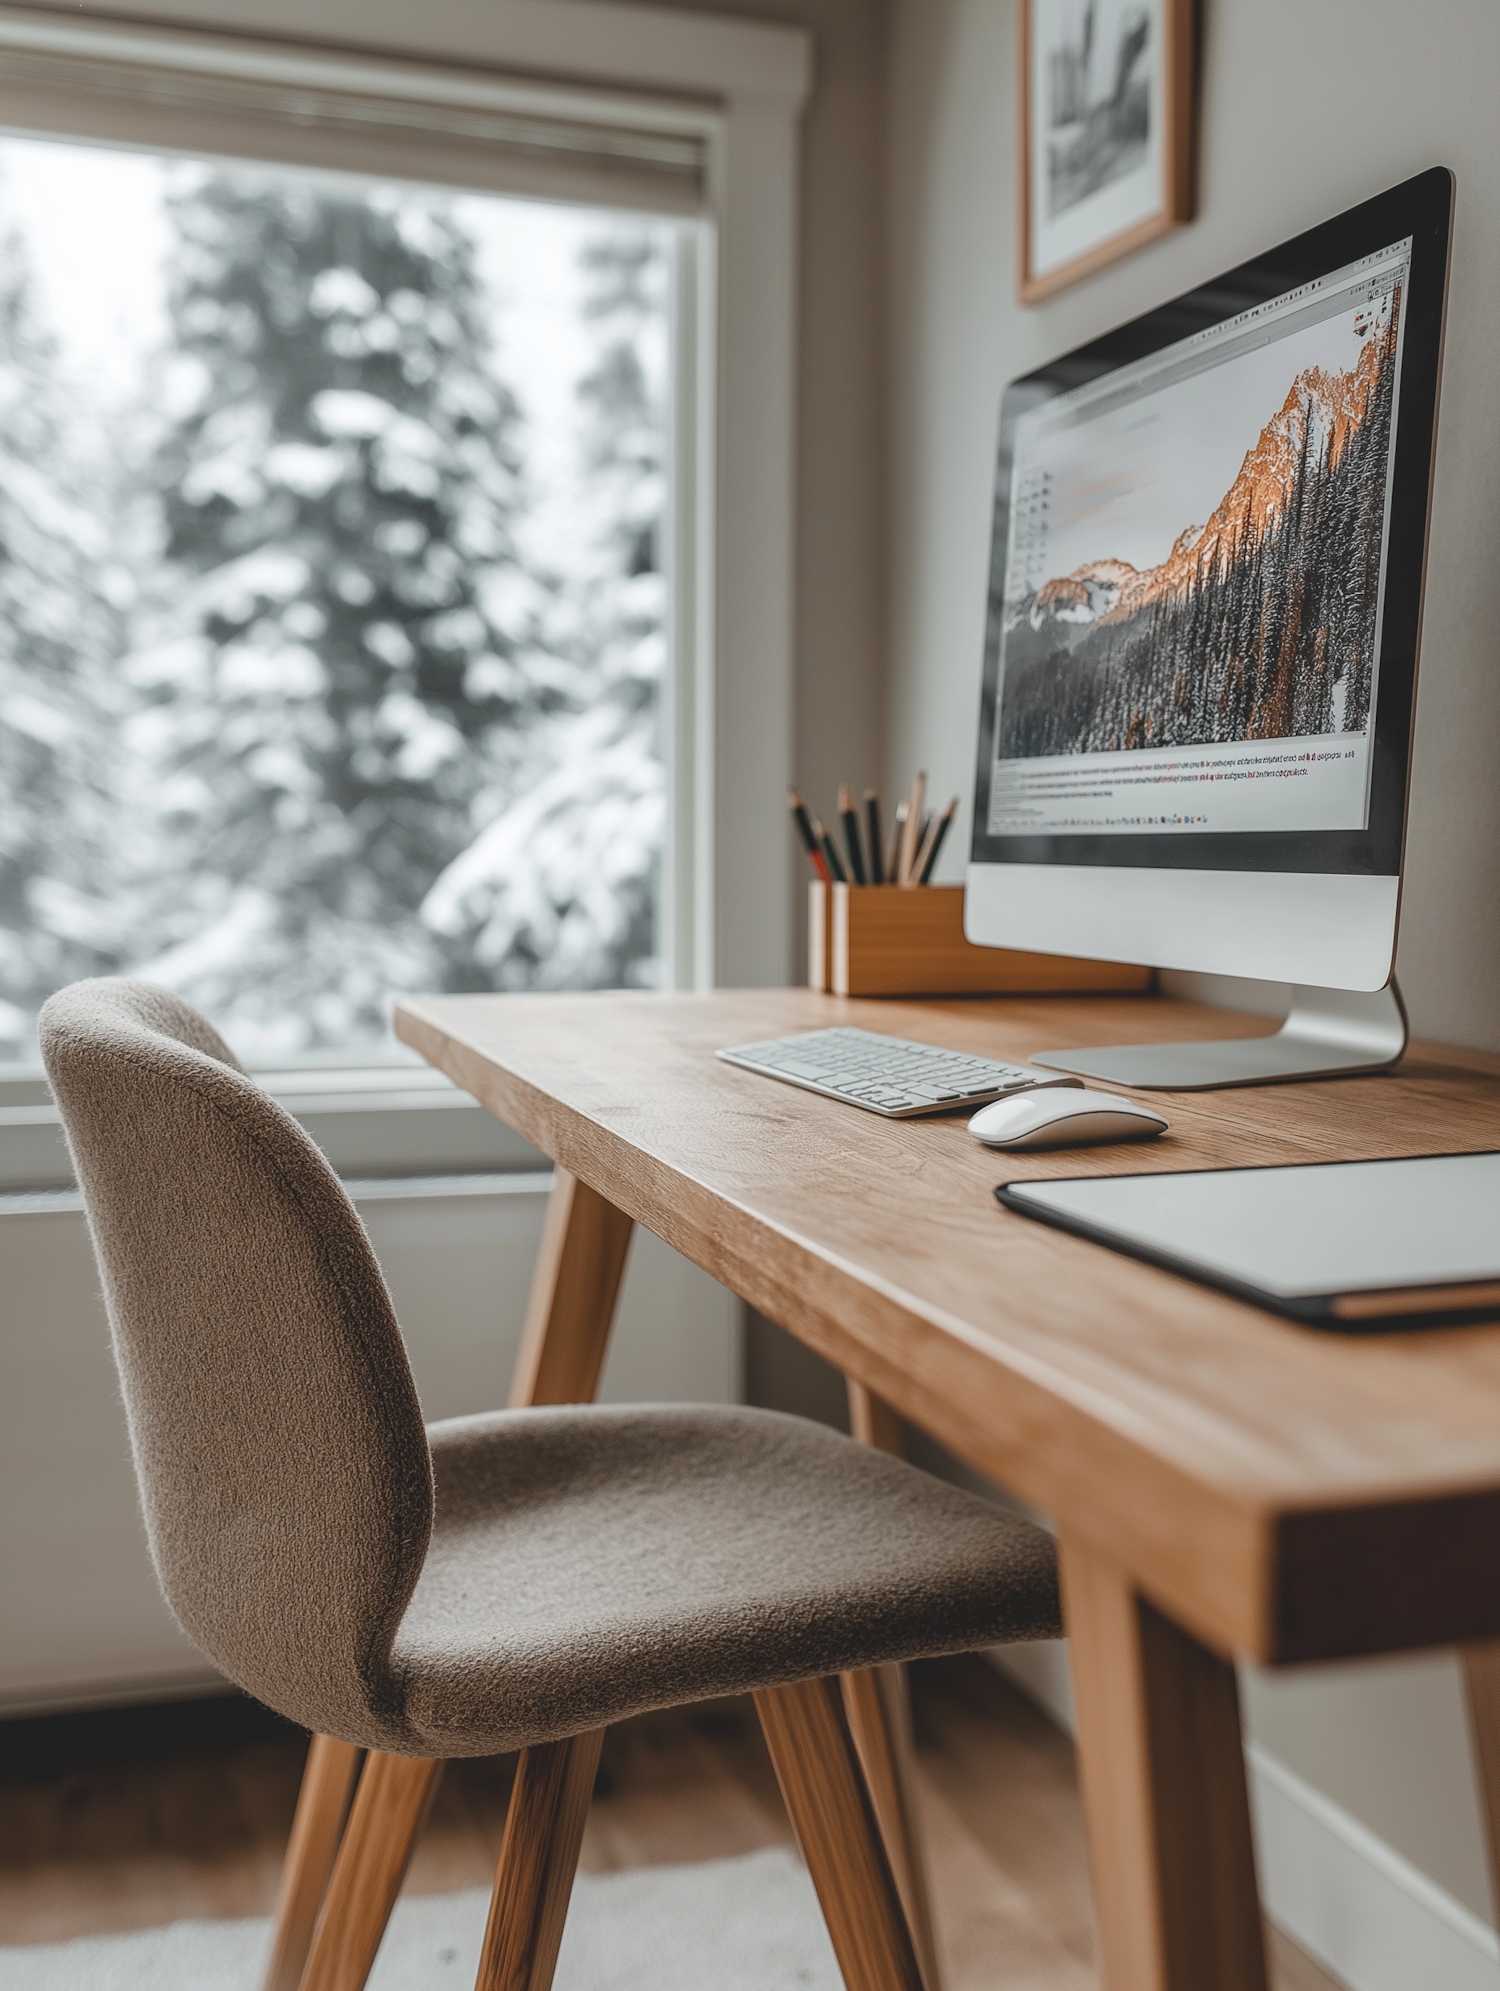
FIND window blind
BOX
[0,34,710,213]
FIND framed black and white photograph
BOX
[1020,0,1195,304]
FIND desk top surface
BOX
[395,987,1500,1664]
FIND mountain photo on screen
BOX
[1028,0,1166,282]
[989,242,1410,839]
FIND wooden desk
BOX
[395,988,1500,1991]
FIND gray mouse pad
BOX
[996,1152,1500,1331]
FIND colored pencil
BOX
[887,799,909,884]
[910,814,936,882]
[897,771,926,885]
[864,790,884,885]
[813,816,848,884]
[916,796,958,883]
[788,789,831,882]
[838,782,867,885]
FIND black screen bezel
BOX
[970,168,1453,879]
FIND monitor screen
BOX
[971,170,1451,882]
[992,240,1407,839]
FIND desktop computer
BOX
[965,168,1453,1088]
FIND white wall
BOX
[885,0,1500,1056]
[883,0,1500,1934]
[607,0,891,975]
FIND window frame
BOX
[0,0,807,1146]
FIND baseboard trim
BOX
[1248,1743,1499,1991]
[0,1664,232,1719]
[989,1645,1499,1991]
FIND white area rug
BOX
[1,1845,842,1990]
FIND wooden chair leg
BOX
[756,1675,926,1991]
[510,1168,634,1408]
[473,1728,605,1991]
[841,1666,942,1991]
[299,1750,444,1991]
[1460,1642,1500,1919]
[843,1378,943,1990]
[1059,1532,1268,1991]
[262,1734,364,1991]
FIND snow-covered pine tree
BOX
[132,172,545,1050]
[0,220,134,1053]
[421,224,669,991]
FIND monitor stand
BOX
[1029,981,1409,1093]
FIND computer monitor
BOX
[966,169,1453,1090]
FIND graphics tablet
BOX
[997,1152,1500,1331]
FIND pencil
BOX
[864,790,884,885]
[813,816,848,884]
[887,799,909,884]
[788,789,831,882]
[910,813,936,882]
[838,782,867,885]
[897,770,926,885]
[916,796,958,884]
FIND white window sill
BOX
[0,1064,545,1189]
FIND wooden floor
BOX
[0,1655,1336,1988]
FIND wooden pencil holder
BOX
[807,881,1153,999]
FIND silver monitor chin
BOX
[965,863,1407,1090]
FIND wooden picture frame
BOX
[1019,0,1195,305]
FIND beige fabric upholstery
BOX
[41,979,433,1747]
[41,978,1061,1759]
[401,1404,1059,1756]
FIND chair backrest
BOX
[40,979,433,1746]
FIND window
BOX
[0,132,682,1059]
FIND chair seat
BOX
[387,1403,1060,1757]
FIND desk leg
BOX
[843,1380,943,1991]
[510,1167,635,1408]
[1059,1534,1268,1991]
[1460,1643,1500,1921]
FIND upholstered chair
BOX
[40,978,1063,1991]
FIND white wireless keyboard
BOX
[715,1026,1080,1119]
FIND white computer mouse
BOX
[967,1087,1168,1151]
